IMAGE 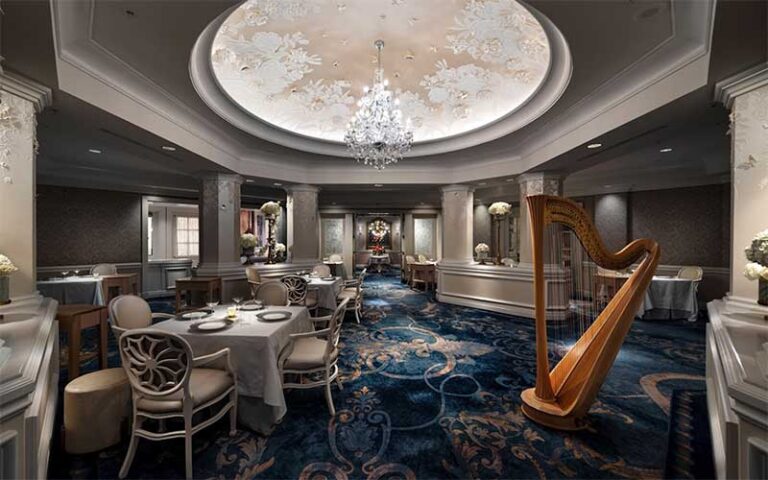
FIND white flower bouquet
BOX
[744,229,768,306]
[260,201,282,217]
[475,243,490,255]
[274,242,286,253]
[240,233,260,249]
[0,254,18,276]
[488,201,511,216]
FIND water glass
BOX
[232,296,243,311]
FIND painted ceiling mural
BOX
[210,0,551,143]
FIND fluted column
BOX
[0,73,51,298]
[440,185,474,265]
[196,173,243,293]
[517,172,562,265]
[286,184,320,264]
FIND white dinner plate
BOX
[257,311,292,322]
[181,310,212,320]
[240,304,263,311]
[321,276,336,281]
[191,319,232,332]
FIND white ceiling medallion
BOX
[192,0,571,157]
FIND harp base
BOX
[520,388,588,431]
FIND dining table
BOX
[305,275,343,311]
[152,305,313,434]
[638,275,699,321]
[368,254,391,273]
[37,275,105,305]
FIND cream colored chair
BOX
[255,281,290,306]
[118,329,237,480]
[677,266,703,281]
[279,298,349,415]
[64,368,131,454]
[281,275,318,315]
[501,257,516,267]
[311,264,332,277]
[338,268,367,323]
[108,295,175,337]
[418,254,428,263]
[91,263,117,275]
[404,255,416,286]
[245,266,262,298]
[328,253,343,263]
[411,264,436,292]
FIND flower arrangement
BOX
[274,242,286,253]
[745,229,768,306]
[488,201,512,216]
[475,243,490,254]
[240,233,260,249]
[372,244,385,255]
[0,254,18,276]
[260,201,281,217]
[745,229,768,281]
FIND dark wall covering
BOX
[591,184,730,267]
[37,185,142,266]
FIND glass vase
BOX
[759,277,768,306]
[0,276,9,305]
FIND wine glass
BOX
[232,296,243,311]
[206,299,219,311]
[73,269,80,277]
[61,271,70,278]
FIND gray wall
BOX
[473,204,492,251]
[37,185,142,266]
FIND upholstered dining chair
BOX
[677,266,703,282]
[108,295,175,337]
[404,255,416,286]
[418,254,428,263]
[118,329,237,480]
[411,264,436,292]
[91,263,117,276]
[255,281,290,306]
[311,264,332,277]
[279,298,349,416]
[328,253,343,263]
[338,268,367,323]
[280,275,318,315]
[245,266,262,298]
[501,257,517,267]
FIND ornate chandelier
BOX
[344,40,413,170]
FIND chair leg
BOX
[119,412,140,479]
[336,374,343,390]
[354,304,361,323]
[229,389,238,436]
[324,367,336,416]
[184,405,193,480]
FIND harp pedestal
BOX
[520,388,588,431]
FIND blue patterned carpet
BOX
[49,274,712,479]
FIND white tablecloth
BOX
[153,305,312,433]
[639,276,698,321]
[37,276,105,305]
[307,276,343,310]
[368,254,391,265]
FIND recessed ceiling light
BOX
[604,184,613,188]
[505,177,516,182]
[659,147,673,153]
[88,148,102,154]
[478,182,487,186]
[245,179,254,183]
[273,182,283,187]
[587,143,602,149]
[161,145,176,151]
[374,184,383,187]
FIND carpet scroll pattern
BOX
[51,274,711,479]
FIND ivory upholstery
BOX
[91,263,118,275]
[64,368,131,454]
[311,264,332,277]
[255,281,290,306]
[245,266,262,298]
[108,295,174,336]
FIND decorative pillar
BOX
[715,65,768,309]
[196,173,243,300]
[0,73,51,299]
[517,173,563,265]
[286,184,320,264]
[440,185,474,265]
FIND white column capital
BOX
[517,172,563,197]
[714,62,768,108]
[285,184,320,194]
[0,71,52,112]
[441,184,474,195]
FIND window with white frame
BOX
[174,215,199,258]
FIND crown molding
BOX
[713,62,768,108]
[0,70,52,112]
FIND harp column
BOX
[440,184,475,265]
[517,172,563,265]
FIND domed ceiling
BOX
[209,0,552,144]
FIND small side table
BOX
[175,276,222,312]
[56,304,110,380]
[100,273,139,304]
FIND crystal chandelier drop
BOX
[344,40,413,170]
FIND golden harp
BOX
[521,195,660,430]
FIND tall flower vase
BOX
[759,278,768,306]
[0,276,10,305]
[266,215,277,265]
[492,214,507,265]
